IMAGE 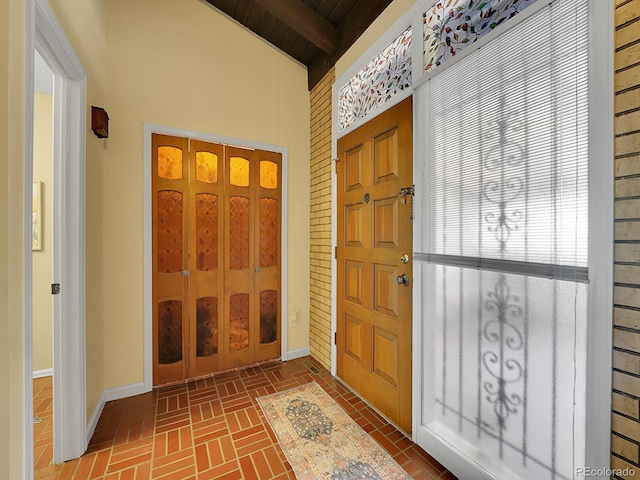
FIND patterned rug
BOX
[257,382,411,480]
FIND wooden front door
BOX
[336,97,413,434]
[152,134,282,385]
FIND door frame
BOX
[331,0,613,474]
[142,124,289,391]
[24,0,88,474]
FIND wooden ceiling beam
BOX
[251,0,338,56]
[307,0,393,90]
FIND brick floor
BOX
[34,357,456,479]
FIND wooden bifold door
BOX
[152,134,281,385]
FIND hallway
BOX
[34,357,455,479]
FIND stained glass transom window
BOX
[338,27,412,131]
[423,0,538,73]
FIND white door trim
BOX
[25,0,88,475]
[142,123,289,392]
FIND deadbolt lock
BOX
[400,254,409,264]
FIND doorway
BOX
[335,97,413,434]
[152,134,283,385]
[32,49,55,471]
[25,0,89,473]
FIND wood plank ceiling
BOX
[203,0,394,90]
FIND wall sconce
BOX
[91,106,109,138]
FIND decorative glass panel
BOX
[230,156,250,187]
[260,290,278,344]
[196,297,218,357]
[195,194,218,271]
[260,198,278,268]
[260,160,278,189]
[157,146,183,180]
[157,191,183,273]
[229,294,250,351]
[158,300,182,364]
[423,0,538,73]
[338,27,412,131]
[196,151,218,184]
[229,196,250,270]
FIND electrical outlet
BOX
[290,309,297,327]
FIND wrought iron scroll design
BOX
[482,275,524,432]
[480,96,526,456]
[482,100,524,254]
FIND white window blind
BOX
[414,0,589,280]
[413,1,589,479]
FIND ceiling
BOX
[203,0,394,90]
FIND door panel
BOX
[153,134,190,385]
[337,97,413,434]
[255,151,282,362]
[224,147,256,369]
[189,140,224,377]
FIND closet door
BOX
[255,150,281,362]
[153,134,190,385]
[152,135,282,383]
[189,140,224,377]
[223,146,256,369]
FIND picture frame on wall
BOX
[32,181,42,251]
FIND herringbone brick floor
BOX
[33,356,456,479]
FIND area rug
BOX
[257,382,411,480]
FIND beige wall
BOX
[0,0,26,476]
[32,92,54,373]
[46,0,107,424]
[103,0,310,389]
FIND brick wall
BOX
[309,68,335,369]
[614,1,640,475]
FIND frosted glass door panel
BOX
[419,263,586,480]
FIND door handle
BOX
[396,274,409,286]
[182,270,190,277]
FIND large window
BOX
[414,0,589,478]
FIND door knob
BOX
[182,269,190,277]
[396,274,409,286]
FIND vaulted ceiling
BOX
[203,0,394,90]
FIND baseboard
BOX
[33,368,53,379]
[287,346,310,360]
[86,390,106,447]
[86,382,146,446]
[105,382,146,402]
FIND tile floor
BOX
[34,356,456,479]
[34,376,55,472]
